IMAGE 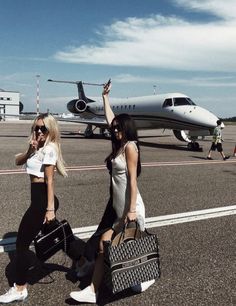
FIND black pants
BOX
[83,197,116,261]
[15,183,59,285]
[67,197,116,262]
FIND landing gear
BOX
[187,141,202,151]
[100,128,110,138]
[84,125,110,138]
[84,124,94,138]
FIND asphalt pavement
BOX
[0,121,235,306]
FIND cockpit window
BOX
[174,97,196,106]
[162,98,173,108]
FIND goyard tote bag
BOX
[103,222,160,294]
[34,219,75,262]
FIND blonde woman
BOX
[0,113,67,304]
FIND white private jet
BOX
[48,79,219,150]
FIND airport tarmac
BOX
[0,121,235,306]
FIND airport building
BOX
[0,88,20,121]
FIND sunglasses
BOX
[34,125,48,134]
[111,124,122,133]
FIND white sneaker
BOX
[76,259,94,278]
[0,283,28,303]
[70,286,96,304]
[131,279,155,293]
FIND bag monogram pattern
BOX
[104,229,160,294]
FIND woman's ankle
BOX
[90,284,96,293]
[15,284,27,291]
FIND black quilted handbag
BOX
[34,219,75,262]
[103,222,160,294]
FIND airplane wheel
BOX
[187,142,200,150]
[84,130,93,138]
[84,124,94,138]
[193,142,200,150]
[187,143,192,150]
[103,129,111,138]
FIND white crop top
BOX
[25,142,58,178]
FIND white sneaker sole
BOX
[70,291,96,304]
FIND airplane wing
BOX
[56,115,108,127]
[1,113,108,127]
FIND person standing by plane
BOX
[207,119,230,160]
[0,113,67,304]
[70,81,154,304]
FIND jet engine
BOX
[173,130,191,142]
[67,99,87,114]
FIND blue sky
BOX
[1,0,236,117]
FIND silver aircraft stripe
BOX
[0,205,235,253]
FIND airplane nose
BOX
[194,106,219,128]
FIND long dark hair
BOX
[105,113,141,176]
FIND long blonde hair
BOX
[30,113,67,177]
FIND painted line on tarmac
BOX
[1,159,236,175]
[0,205,235,253]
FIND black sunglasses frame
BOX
[34,125,48,134]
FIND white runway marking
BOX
[1,159,236,175]
[0,205,235,253]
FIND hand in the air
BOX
[102,79,112,96]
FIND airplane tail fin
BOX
[77,81,89,103]
[48,79,107,103]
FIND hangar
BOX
[0,89,20,121]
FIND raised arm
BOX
[102,80,115,126]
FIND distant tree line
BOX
[221,117,236,122]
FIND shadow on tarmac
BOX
[3,232,71,288]
[65,282,136,306]
[2,234,146,305]
[190,156,207,160]
[139,140,189,151]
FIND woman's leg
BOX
[83,197,116,262]
[70,229,114,303]
[15,206,46,286]
[90,228,114,292]
[15,183,48,287]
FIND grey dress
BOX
[111,141,145,232]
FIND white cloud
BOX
[113,73,236,88]
[0,73,34,89]
[113,74,155,83]
[174,0,236,20]
[53,1,236,72]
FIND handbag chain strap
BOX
[61,223,67,252]
[60,222,68,266]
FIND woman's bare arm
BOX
[102,81,115,126]
[125,143,138,221]
[44,164,56,222]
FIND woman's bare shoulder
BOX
[125,141,138,152]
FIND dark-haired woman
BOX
[70,82,154,304]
